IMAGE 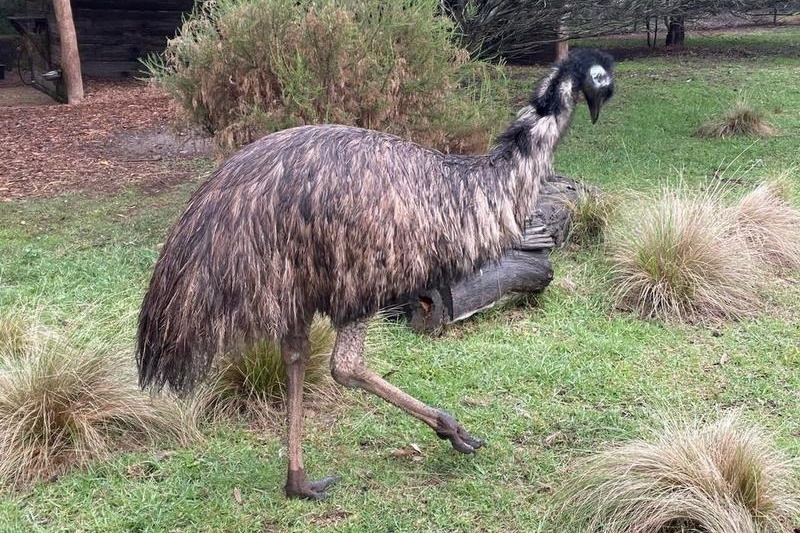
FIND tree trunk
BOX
[52,0,83,104]
[646,16,658,49]
[555,22,569,60]
[395,175,597,335]
[665,16,685,47]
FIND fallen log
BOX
[397,174,595,334]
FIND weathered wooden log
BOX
[397,174,594,334]
[407,250,554,334]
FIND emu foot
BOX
[285,469,341,500]
[433,409,484,453]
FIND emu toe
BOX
[285,470,341,500]
[434,409,484,453]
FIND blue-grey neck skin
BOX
[488,48,615,162]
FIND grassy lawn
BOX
[560,25,800,191]
[1,26,799,532]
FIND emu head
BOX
[567,49,616,123]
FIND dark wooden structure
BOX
[399,175,594,334]
[14,0,192,81]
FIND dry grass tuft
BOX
[0,313,32,359]
[607,186,760,323]
[728,180,800,271]
[552,414,800,533]
[567,190,617,246]
[0,320,196,489]
[696,101,776,138]
[187,315,337,424]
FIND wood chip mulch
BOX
[0,78,212,201]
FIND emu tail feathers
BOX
[135,202,285,395]
[136,273,216,395]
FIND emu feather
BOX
[137,48,615,499]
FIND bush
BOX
[551,413,800,533]
[607,186,760,323]
[728,180,800,272]
[186,315,337,424]
[144,0,509,153]
[695,100,775,138]
[0,319,194,489]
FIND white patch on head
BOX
[589,64,611,88]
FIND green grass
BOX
[0,181,203,344]
[1,25,800,533]
[555,26,800,192]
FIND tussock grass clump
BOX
[145,0,508,153]
[552,414,800,533]
[728,180,800,271]
[607,186,759,322]
[567,190,617,246]
[0,313,31,359]
[695,101,776,138]
[190,315,337,422]
[0,322,194,489]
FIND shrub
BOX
[551,413,800,533]
[0,313,31,359]
[728,180,800,272]
[695,101,776,138]
[607,186,760,322]
[144,0,509,153]
[0,321,193,489]
[566,190,616,246]
[189,315,337,423]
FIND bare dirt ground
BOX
[0,76,212,201]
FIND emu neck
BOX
[533,69,578,125]
[478,70,580,230]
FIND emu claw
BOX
[433,410,484,453]
[285,471,341,500]
[308,475,341,493]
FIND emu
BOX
[137,48,615,499]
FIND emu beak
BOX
[587,95,603,124]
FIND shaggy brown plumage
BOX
[137,48,615,499]
[139,125,538,390]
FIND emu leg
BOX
[331,321,483,453]
[282,333,340,500]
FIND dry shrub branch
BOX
[144,0,508,153]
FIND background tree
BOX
[442,0,800,61]
[51,0,83,103]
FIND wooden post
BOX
[555,3,569,61]
[52,0,84,104]
[556,23,569,60]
